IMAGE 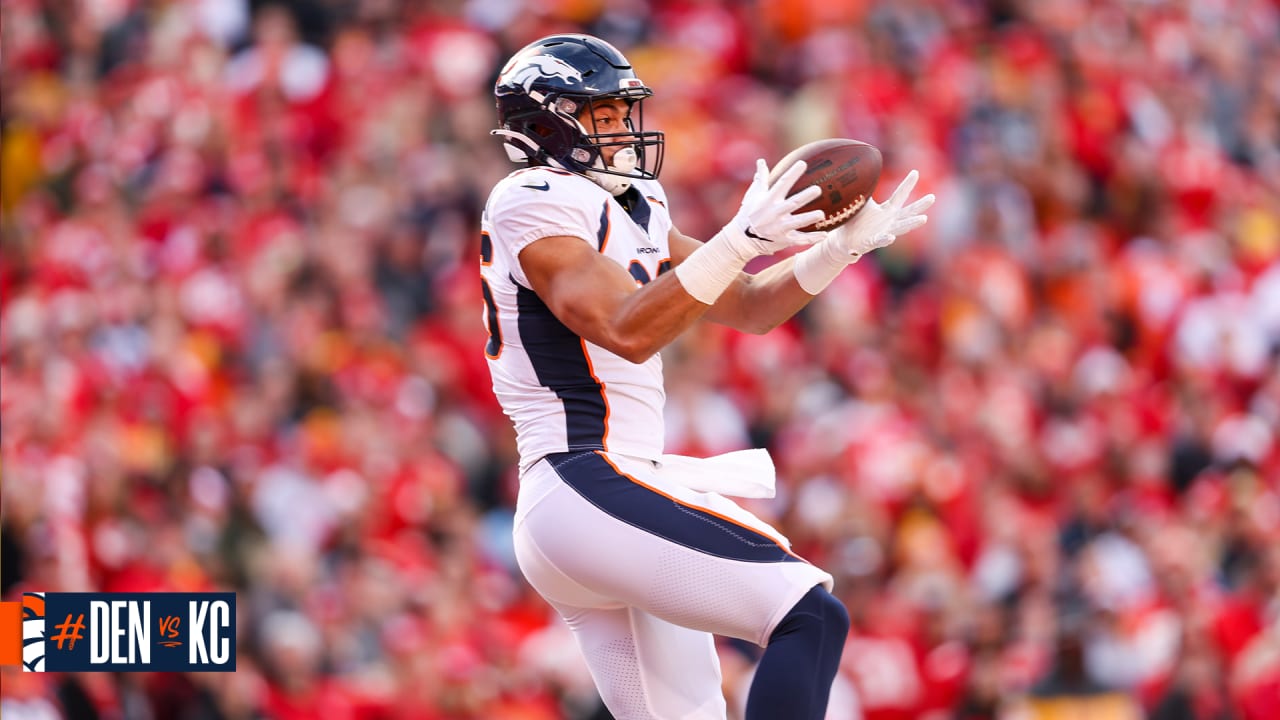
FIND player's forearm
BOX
[706,257,819,334]
[588,272,712,363]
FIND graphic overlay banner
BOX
[0,600,19,666]
[0,592,236,672]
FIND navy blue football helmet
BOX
[493,35,664,186]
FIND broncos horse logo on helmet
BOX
[492,35,664,194]
[503,55,584,92]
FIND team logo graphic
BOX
[23,592,46,672]
[502,55,583,92]
[1,592,236,672]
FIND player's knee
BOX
[816,586,850,644]
[826,590,850,642]
[771,585,849,645]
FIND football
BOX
[768,138,882,232]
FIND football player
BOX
[481,34,933,719]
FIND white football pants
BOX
[513,450,833,720]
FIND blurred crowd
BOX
[2,0,1278,718]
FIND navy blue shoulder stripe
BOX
[597,200,611,251]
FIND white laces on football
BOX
[828,170,935,258]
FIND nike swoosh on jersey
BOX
[522,181,551,191]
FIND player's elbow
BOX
[720,313,780,335]
[623,350,657,364]
[612,338,659,364]
[597,329,661,363]
[573,322,658,364]
[740,317,781,335]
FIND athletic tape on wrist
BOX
[793,238,858,295]
[674,228,753,305]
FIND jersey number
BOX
[480,233,502,358]
[628,259,672,285]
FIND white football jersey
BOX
[480,167,675,470]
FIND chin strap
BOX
[587,147,639,196]
[493,129,640,196]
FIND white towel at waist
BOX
[656,448,777,499]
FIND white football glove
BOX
[721,158,827,260]
[675,158,827,305]
[826,169,934,260]
[793,169,935,295]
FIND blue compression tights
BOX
[745,585,850,720]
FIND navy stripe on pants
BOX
[547,451,802,564]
